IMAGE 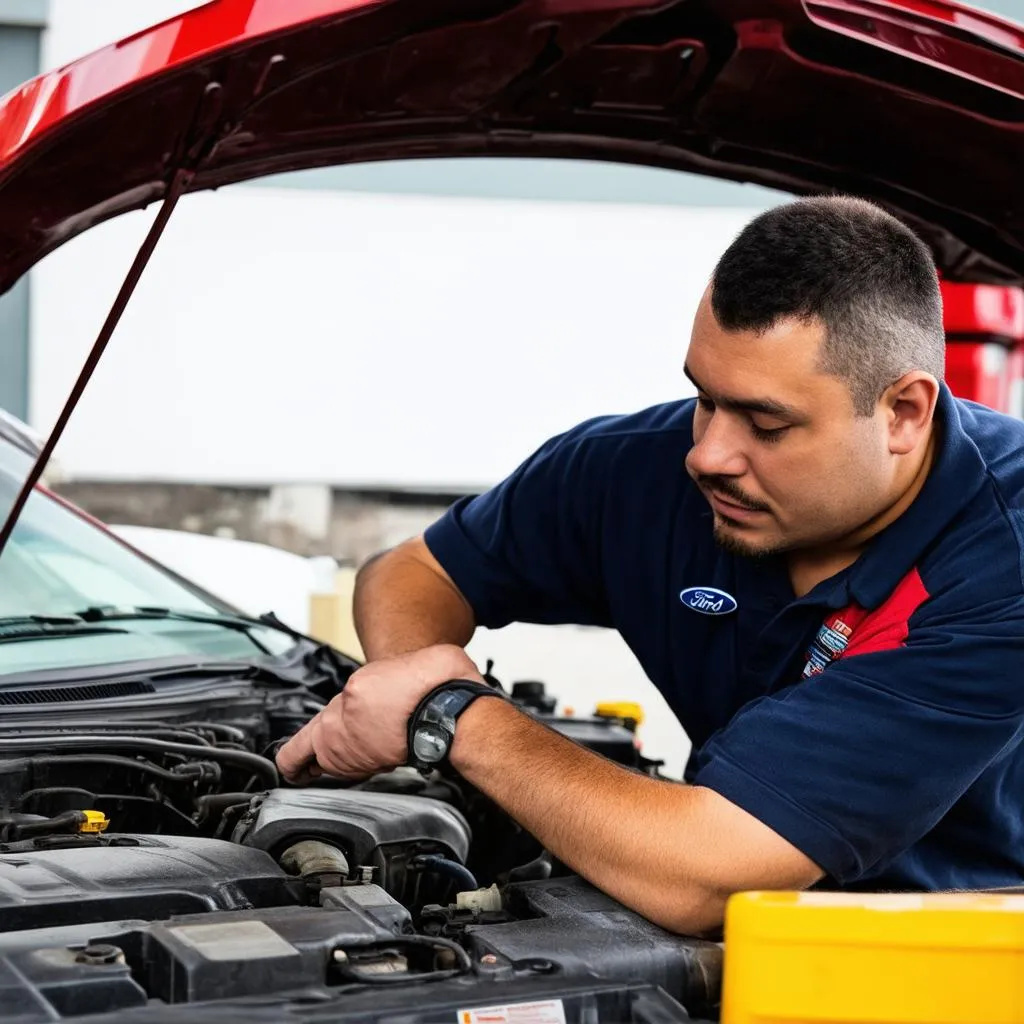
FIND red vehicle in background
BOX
[943,278,1024,413]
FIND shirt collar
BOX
[843,383,987,610]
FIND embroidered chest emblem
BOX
[679,586,738,616]
[802,613,854,678]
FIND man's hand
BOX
[275,644,484,782]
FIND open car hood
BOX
[0,0,1022,292]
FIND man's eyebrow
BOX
[683,364,805,421]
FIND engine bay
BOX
[0,675,720,1023]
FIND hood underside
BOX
[0,0,1022,292]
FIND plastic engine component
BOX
[0,887,415,1018]
[239,787,471,870]
[465,875,722,1017]
[0,835,296,935]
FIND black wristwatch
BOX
[407,680,505,773]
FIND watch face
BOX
[412,724,448,764]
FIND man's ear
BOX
[881,372,940,456]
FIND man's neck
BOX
[787,428,938,599]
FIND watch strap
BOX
[406,679,504,771]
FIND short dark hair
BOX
[710,195,945,415]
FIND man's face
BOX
[684,292,894,558]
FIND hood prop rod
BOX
[0,167,193,560]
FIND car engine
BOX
[0,676,721,1023]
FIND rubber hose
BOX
[8,725,213,746]
[412,854,478,893]
[281,839,350,879]
[0,735,278,787]
[507,850,554,883]
[193,792,256,818]
[0,809,86,841]
[23,754,207,785]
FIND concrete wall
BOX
[54,478,448,566]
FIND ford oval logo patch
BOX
[680,587,737,616]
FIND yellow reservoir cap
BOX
[594,701,645,725]
[79,810,109,834]
[722,890,1024,1024]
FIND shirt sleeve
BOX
[693,592,1024,884]
[424,421,616,630]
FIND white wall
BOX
[31,187,755,488]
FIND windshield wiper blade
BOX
[78,605,270,636]
[0,614,84,626]
[0,616,129,644]
[70,606,358,696]
[73,606,280,658]
[74,607,360,690]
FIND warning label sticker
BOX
[457,999,567,1024]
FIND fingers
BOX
[276,646,473,785]
[286,758,324,786]
[275,715,319,782]
[305,704,371,779]
[276,702,362,783]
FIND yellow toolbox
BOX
[722,890,1024,1023]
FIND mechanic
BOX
[278,195,1024,934]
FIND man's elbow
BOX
[665,786,824,934]
[650,865,822,936]
[650,884,731,936]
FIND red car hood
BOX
[0,0,1021,291]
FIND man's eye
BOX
[750,423,789,443]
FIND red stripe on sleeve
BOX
[843,567,931,659]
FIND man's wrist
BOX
[449,695,520,773]
[406,679,504,771]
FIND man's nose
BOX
[687,414,747,479]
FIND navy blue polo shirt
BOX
[424,384,1024,892]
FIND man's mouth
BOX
[706,489,768,522]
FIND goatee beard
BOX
[712,522,783,560]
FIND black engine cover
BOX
[0,835,296,936]
[466,875,722,1016]
[239,787,471,867]
[0,887,415,1020]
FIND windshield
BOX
[0,438,294,676]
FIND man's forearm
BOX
[450,700,822,934]
[450,700,726,932]
[354,539,475,660]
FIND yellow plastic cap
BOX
[723,889,1024,1024]
[78,810,109,833]
[594,701,645,725]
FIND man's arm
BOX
[276,646,822,933]
[450,698,824,934]
[354,536,476,661]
